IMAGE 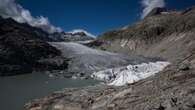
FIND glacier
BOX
[49,42,161,78]
[50,42,138,76]
[92,61,170,86]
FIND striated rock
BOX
[179,63,190,71]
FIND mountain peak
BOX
[182,6,195,14]
[68,29,96,38]
[145,7,167,18]
[49,29,95,42]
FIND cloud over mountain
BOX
[141,0,165,18]
[0,0,62,33]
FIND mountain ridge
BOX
[0,16,69,76]
[0,16,96,76]
[97,6,195,62]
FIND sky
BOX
[2,0,195,36]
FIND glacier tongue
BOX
[92,61,170,86]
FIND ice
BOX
[92,61,170,86]
[49,42,138,75]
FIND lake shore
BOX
[0,73,99,110]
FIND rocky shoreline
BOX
[25,62,195,110]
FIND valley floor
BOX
[24,42,176,110]
[25,63,195,110]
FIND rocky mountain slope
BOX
[0,16,96,76]
[99,7,195,63]
[0,16,68,76]
[25,7,195,110]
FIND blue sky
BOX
[17,0,195,36]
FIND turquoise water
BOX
[0,73,98,110]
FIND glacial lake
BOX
[0,73,99,110]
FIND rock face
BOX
[98,7,195,63]
[25,7,195,110]
[0,17,68,76]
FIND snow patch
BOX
[76,40,95,44]
[120,39,128,48]
[68,29,96,38]
[92,61,170,86]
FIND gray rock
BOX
[0,16,68,76]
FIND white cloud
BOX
[141,0,165,18]
[68,29,97,38]
[0,0,62,33]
